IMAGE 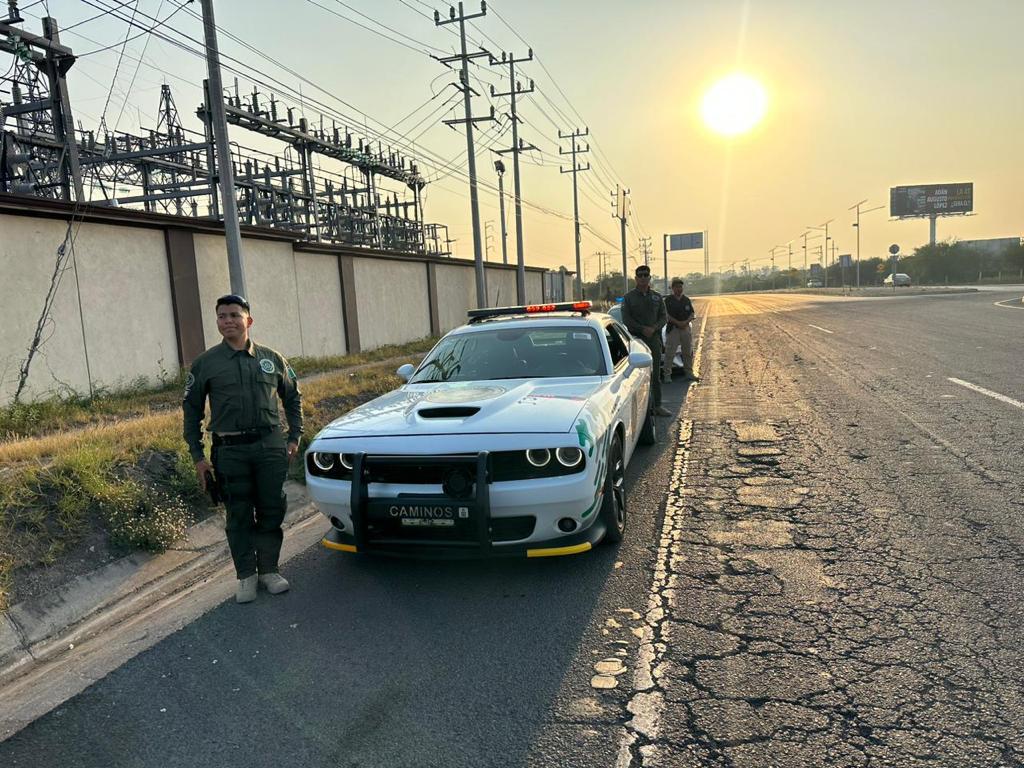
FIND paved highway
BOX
[1,288,1021,767]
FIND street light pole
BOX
[849,200,885,289]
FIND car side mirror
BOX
[396,363,415,381]
[624,341,652,377]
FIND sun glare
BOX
[701,73,767,137]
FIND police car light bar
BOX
[467,301,592,323]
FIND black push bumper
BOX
[321,451,607,558]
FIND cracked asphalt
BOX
[2,290,1021,767]
[560,290,1023,767]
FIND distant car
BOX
[607,303,686,373]
[806,279,824,288]
[883,273,912,287]
[305,301,656,558]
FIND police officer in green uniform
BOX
[620,264,671,416]
[183,294,303,604]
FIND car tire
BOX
[599,433,626,544]
[638,406,656,445]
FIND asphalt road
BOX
[1,288,1022,767]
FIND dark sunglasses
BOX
[216,293,250,311]
[636,272,651,278]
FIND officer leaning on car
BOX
[620,264,671,416]
[663,278,699,383]
[182,294,303,605]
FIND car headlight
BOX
[525,448,551,467]
[312,452,336,471]
[555,447,583,467]
[307,450,354,479]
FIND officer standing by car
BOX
[621,264,671,416]
[183,294,303,604]
[663,278,699,382]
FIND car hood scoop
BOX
[319,378,602,437]
[416,406,480,419]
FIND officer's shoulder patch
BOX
[259,358,276,374]
[287,366,297,380]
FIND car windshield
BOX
[409,325,605,383]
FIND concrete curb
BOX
[0,480,320,687]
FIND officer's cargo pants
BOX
[212,429,288,579]
[639,334,663,407]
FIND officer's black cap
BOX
[635,265,651,277]
[672,278,684,286]
[216,293,250,312]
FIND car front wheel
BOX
[599,433,626,543]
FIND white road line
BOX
[808,324,834,334]
[993,298,1024,309]
[947,378,1024,411]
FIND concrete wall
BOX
[0,202,561,405]
[0,214,176,403]
[435,262,476,332]
[351,257,431,348]
[294,250,346,357]
[485,267,518,308]
[194,234,306,356]
[526,271,543,303]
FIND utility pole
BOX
[435,2,494,308]
[559,127,589,299]
[494,159,508,264]
[484,220,495,260]
[770,245,785,290]
[801,231,809,282]
[787,241,793,288]
[491,50,537,303]
[640,236,652,267]
[612,186,630,295]
[807,219,833,287]
[200,0,246,295]
[593,250,609,300]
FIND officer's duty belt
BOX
[212,427,275,446]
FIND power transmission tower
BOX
[559,127,589,300]
[491,50,536,303]
[484,220,495,260]
[435,2,495,308]
[612,186,630,295]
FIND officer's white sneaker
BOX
[259,572,290,594]
[236,575,258,604]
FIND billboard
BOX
[890,183,973,217]
[668,232,703,250]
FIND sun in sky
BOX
[700,73,768,137]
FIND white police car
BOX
[305,301,655,557]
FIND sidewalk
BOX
[0,481,325,738]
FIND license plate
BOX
[372,502,472,526]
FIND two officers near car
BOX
[620,264,672,416]
[664,278,699,382]
[182,294,303,604]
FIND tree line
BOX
[581,240,1024,297]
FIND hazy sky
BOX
[13,0,1023,277]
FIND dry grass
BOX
[0,337,437,443]
[0,357,414,610]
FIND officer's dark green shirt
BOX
[182,339,303,462]
[620,287,667,343]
